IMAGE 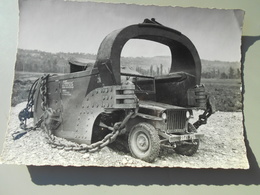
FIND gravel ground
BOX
[0,102,249,169]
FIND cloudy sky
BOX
[18,0,244,62]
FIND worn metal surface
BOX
[27,74,136,152]
[34,70,137,144]
[73,84,136,144]
[34,66,101,141]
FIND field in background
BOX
[11,72,242,112]
[11,71,45,106]
[202,78,242,112]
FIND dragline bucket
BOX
[32,19,206,146]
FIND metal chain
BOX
[40,74,49,112]
[193,97,214,129]
[12,76,48,140]
[15,73,134,153]
[42,110,134,153]
[37,74,134,153]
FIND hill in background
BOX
[15,49,241,79]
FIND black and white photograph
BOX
[0,0,248,168]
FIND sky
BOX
[18,0,244,62]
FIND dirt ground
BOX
[0,102,249,169]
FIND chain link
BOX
[13,76,47,140]
[15,73,134,152]
[193,97,214,129]
[42,110,133,153]
[40,75,48,111]
[38,74,134,153]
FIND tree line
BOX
[15,49,241,79]
[201,67,241,79]
[136,65,241,79]
[15,49,96,73]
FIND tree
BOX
[228,67,235,79]
[150,65,153,76]
[156,66,160,76]
[236,68,241,79]
[220,72,228,79]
